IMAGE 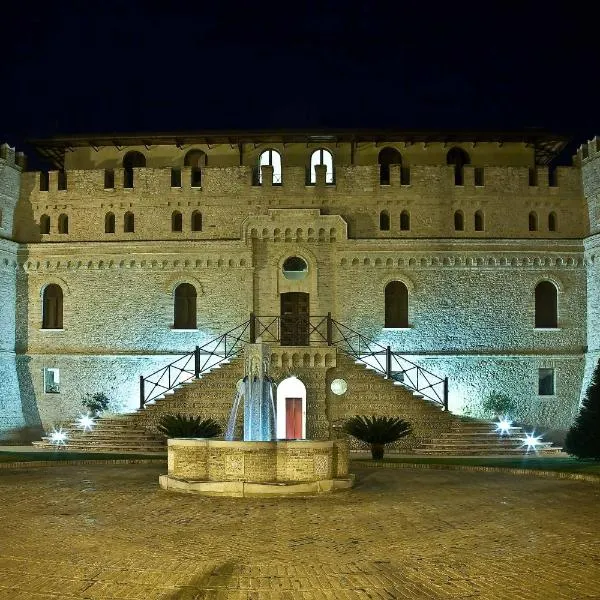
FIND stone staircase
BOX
[414,417,562,455]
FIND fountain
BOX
[159,342,354,497]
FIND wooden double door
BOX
[285,397,303,439]
[280,292,309,346]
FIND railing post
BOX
[139,376,145,410]
[386,346,392,379]
[327,312,333,346]
[250,312,256,344]
[443,377,449,411]
[194,346,200,378]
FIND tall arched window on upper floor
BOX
[123,151,146,188]
[42,284,63,329]
[379,210,390,231]
[40,214,50,234]
[454,210,464,231]
[400,210,410,231]
[474,210,484,231]
[529,211,538,232]
[378,147,402,185]
[385,281,409,328]
[58,214,69,234]
[309,149,334,184]
[548,212,557,232]
[447,147,470,186]
[171,211,183,232]
[174,283,197,329]
[535,281,558,328]
[258,149,282,184]
[124,212,135,233]
[191,211,203,232]
[105,212,115,234]
[184,150,207,188]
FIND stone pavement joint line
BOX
[0,463,598,599]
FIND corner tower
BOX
[580,137,600,399]
[0,143,27,440]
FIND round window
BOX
[330,378,348,395]
[282,256,308,280]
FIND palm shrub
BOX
[157,414,222,438]
[343,415,412,460]
[82,392,111,417]
[565,360,600,460]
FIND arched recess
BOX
[58,214,69,234]
[184,150,206,187]
[191,210,203,232]
[454,210,464,231]
[171,211,183,232]
[122,150,146,188]
[124,211,135,233]
[40,214,50,234]
[535,280,558,328]
[105,212,115,234]
[400,210,410,231]
[474,210,484,231]
[378,147,402,185]
[529,211,538,231]
[42,283,64,329]
[258,149,282,184]
[384,281,409,328]
[447,147,470,185]
[276,376,306,439]
[379,210,390,231]
[173,283,197,329]
[548,211,557,232]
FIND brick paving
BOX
[0,463,599,599]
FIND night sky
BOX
[0,0,597,167]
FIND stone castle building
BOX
[0,130,598,445]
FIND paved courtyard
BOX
[0,463,599,599]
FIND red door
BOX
[285,397,303,439]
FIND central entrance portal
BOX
[280,292,309,346]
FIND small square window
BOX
[538,368,555,396]
[44,367,60,394]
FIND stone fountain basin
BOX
[159,438,354,497]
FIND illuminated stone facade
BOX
[0,131,595,442]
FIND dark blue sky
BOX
[0,0,596,164]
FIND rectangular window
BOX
[549,168,558,187]
[538,368,555,396]
[104,169,115,189]
[57,171,67,190]
[43,367,60,394]
[400,167,411,185]
[529,168,538,186]
[39,172,49,191]
[171,168,181,188]
[474,167,484,186]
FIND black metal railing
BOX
[138,313,449,410]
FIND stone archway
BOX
[276,376,307,439]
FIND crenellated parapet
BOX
[0,143,26,240]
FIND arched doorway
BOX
[276,376,307,439]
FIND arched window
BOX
[379,210,390,231]
[171,211,183,232]
[58,214,69,234]
[447,147,470,185]
[529,211,538,232]
[42,284,63,329]
[309,149,334,184]
[184,150,206,187]
[191,211,203,232]
[454,210,464,231]
[105,212,115,234]
[124,212,135,233]
[258,149,282,184]
[535,281,558,328]
[474,210,484,231]
[122,151,146,188]
[385,281,409,328]
[548,212,557,232]
[174,283,197,329]
[378,147,402,185]
[40,214,50,234]
[400,210,410,231]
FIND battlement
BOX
[578,137,600,163]
[0,144,26,170]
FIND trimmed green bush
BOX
[343,415,412,460]
[565,361,600,460]
[157,414,222,438]
[480,392,517,418]
[82,392,111,417]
